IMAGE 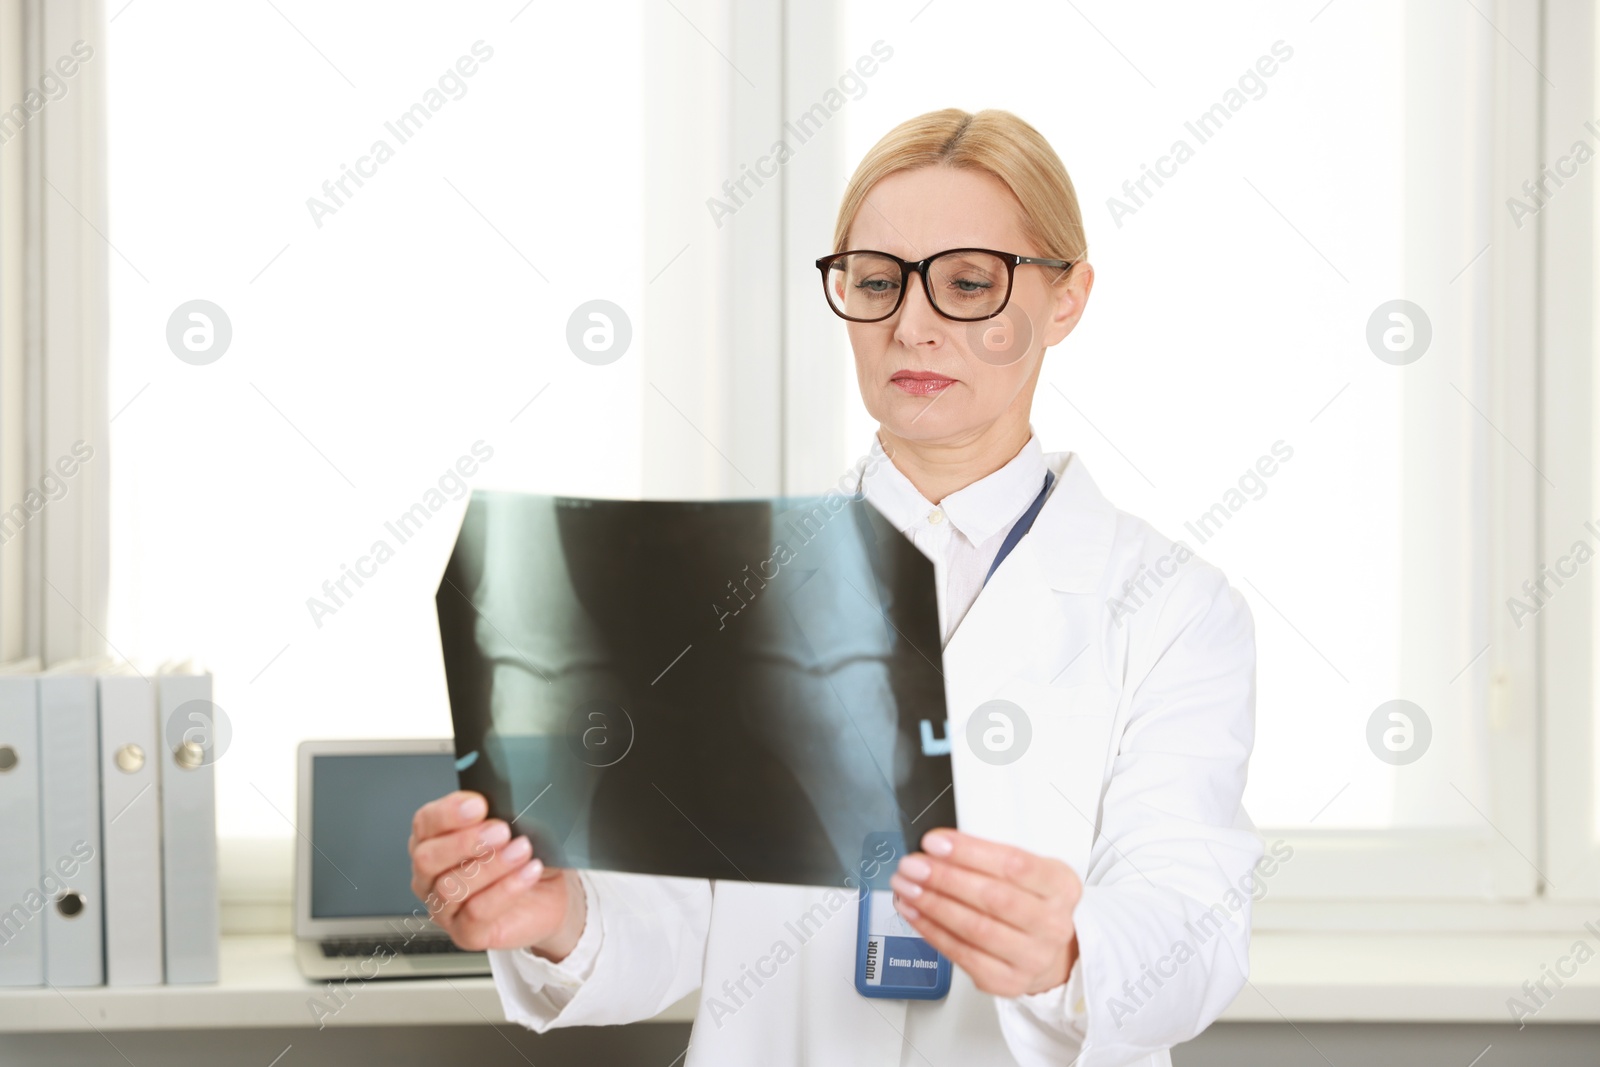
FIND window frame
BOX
[1540,0,1600,903]
[1250,0,1547,907]
[0,0,110,666]
[779,0,1563,913]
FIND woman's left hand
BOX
[889,828,1082,998]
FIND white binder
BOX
[0,660,43,986]
[158,666,220,984]
[99,670,165,986]
[39,665,105,987]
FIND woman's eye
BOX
[951,278,991,293]
[857,278,896,293]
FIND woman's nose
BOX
[893,270,945,347]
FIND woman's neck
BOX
[876,421,1032,505]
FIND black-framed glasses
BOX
[815,247,1073,323]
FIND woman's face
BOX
[841,165,1093,449]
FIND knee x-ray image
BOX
[436,488,957,888]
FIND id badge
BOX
[854,832,952,1000]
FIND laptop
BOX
[294,738,491,980]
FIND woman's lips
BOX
[890,371,956,397]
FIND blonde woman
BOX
[410,108,1262,1067]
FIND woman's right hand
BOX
[408,790,586,960]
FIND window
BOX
[787,0,1545,901]
[104,2,650,842]
[44,0,1589,918]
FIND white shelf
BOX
[0,935,695,1033]
[2,931,1596,1032]
[1222,931,1600,1023]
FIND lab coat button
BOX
[927,508,945,525]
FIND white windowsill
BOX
[1231,931,1600,1022]
[2,931,1598,1032]
[0,934,693,1033]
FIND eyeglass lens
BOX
[824,251,1011,321]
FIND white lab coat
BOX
[488,449,1262,1067]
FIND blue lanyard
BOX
[981,470,1056,588]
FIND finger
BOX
[894,897,1021,996]
[890,875,1042,968]
[411,818,510,892]
[432,834,536,925]
[890,858,1057,940]
[450,856,554,951]
[919,829,1074,898]
[412,791,489,843]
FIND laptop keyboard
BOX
[319,937,478,958]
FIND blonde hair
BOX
[830,108,1087,280]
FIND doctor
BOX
[410,107,1262,1066]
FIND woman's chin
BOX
[877,399,976,443]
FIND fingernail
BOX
[898,900,920,920]
[898,856,931,881]
[519,858,544,882]
[504,835,531,861]
[481,821,511,847]
[923,832,953,856]
[890,874,922,898]
[459,795,487,820]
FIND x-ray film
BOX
[436,488,957,887]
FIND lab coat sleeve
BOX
[998,561,1263,1066]
[489,870,712,1031]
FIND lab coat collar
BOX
[1030,449,1119,596]
[852,435,1118,597]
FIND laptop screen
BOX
[309,752,458,920]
